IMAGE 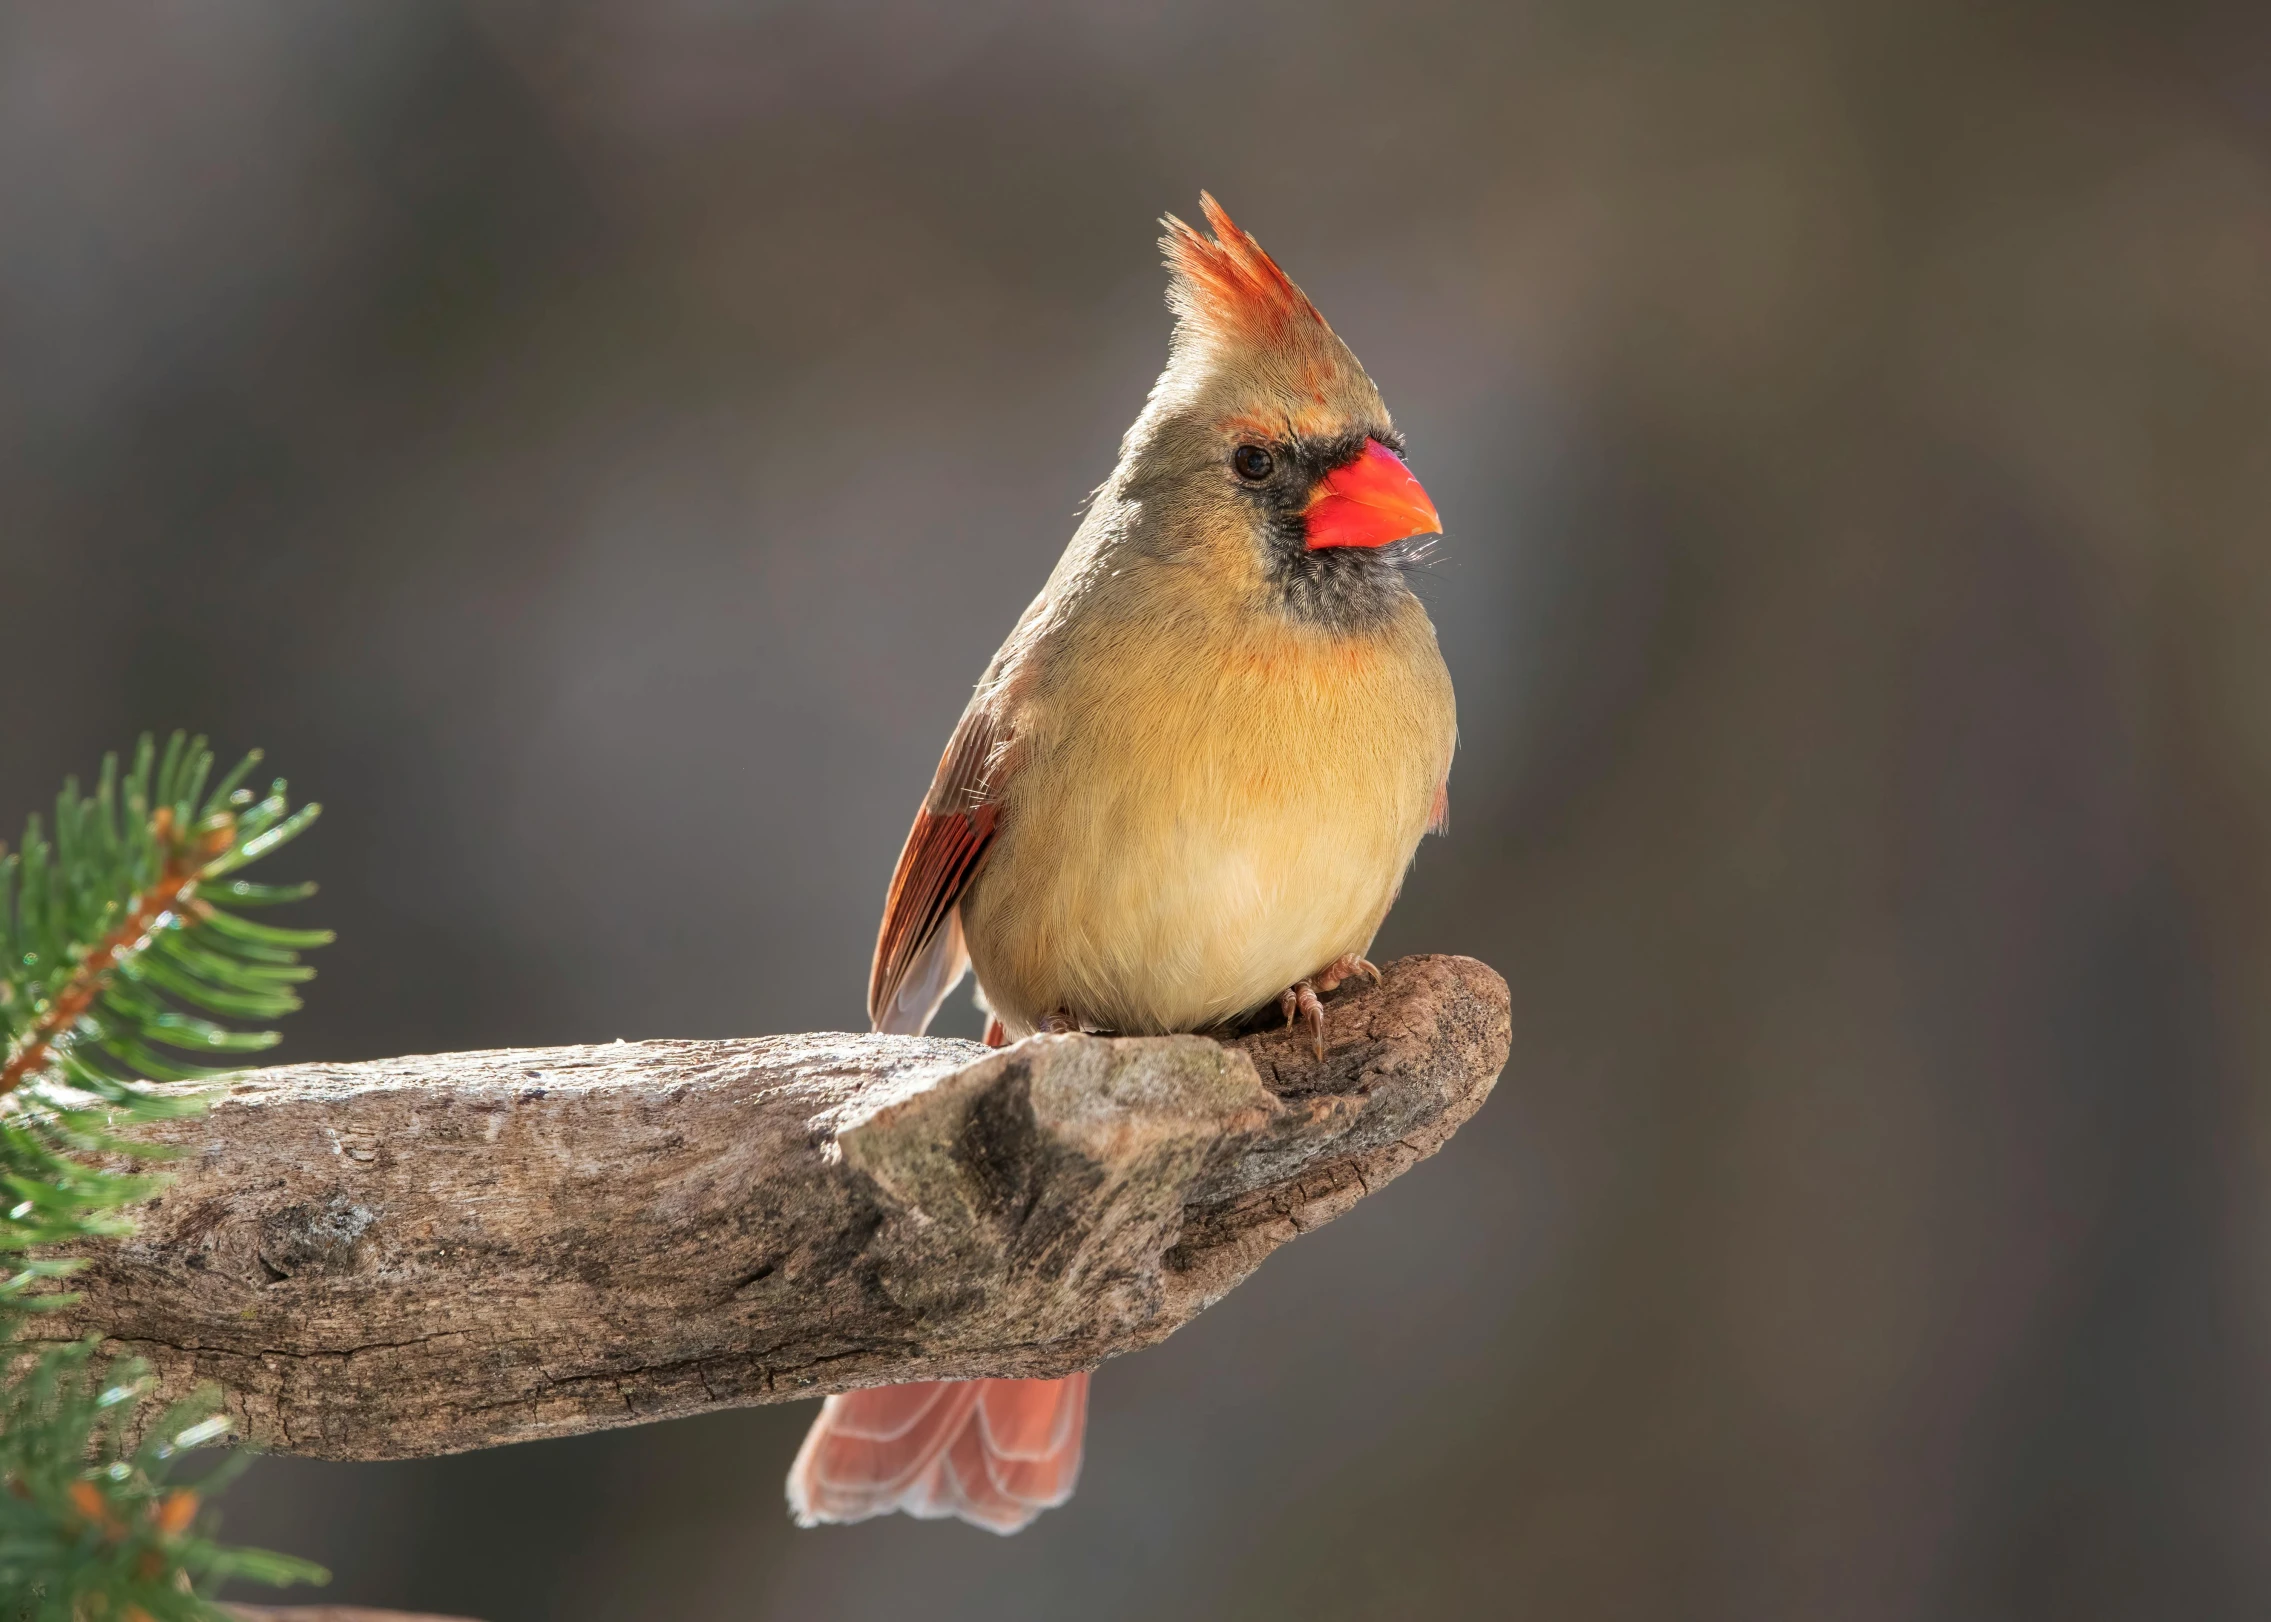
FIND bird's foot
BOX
[1278,981,1329,1061]
[1277,957,1379,1060]
[1311,953,1381,995]
[1039,1009,1079,1036]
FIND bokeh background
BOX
[5,2,2270,1617]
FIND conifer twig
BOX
[0,734,333,1616]
[0,806,228,1097]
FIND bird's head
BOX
[1112,194,1442,630]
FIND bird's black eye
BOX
[1232,444,1275,483]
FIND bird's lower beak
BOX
[1302,439,1443,551]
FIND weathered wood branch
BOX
[47,955,1507,1462]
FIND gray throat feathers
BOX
[1262,531,1434,632]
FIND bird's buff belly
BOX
[959,808,1411,1037]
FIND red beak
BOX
[1302,439,1443,551]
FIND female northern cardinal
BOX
[787,195,1455,1533]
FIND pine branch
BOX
[0,1342,325,1621]
[0,805,220,1098]
[0,735,329,1279]
[0,735,333,1620]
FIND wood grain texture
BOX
[42,955,1507,1463]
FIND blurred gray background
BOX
[4,1,2270,1617]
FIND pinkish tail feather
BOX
[787,1374,1090,1535]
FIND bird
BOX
[786,194,1456,1535]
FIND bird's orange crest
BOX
[1161,193,1329,348]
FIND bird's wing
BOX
[868,697,1012,1035]
[1428,777,1449,836]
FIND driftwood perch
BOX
[48,955,1507,1462]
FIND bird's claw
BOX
[1279,981,1329,1061]
[1312,953,1381,994]
[1276,956,1381,1060]
[1039,1010,1079,1036]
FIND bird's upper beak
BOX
[1302,439,1443,551]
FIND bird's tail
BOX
[786,1373,1089,1534]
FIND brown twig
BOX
[0,807,233,1098]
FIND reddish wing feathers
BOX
[868,702,1010,1034]
[868,803,995,1032]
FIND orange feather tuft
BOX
[1161,193,1328,347]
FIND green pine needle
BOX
[0,733,333,1614]
[0,1344,327,1620]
